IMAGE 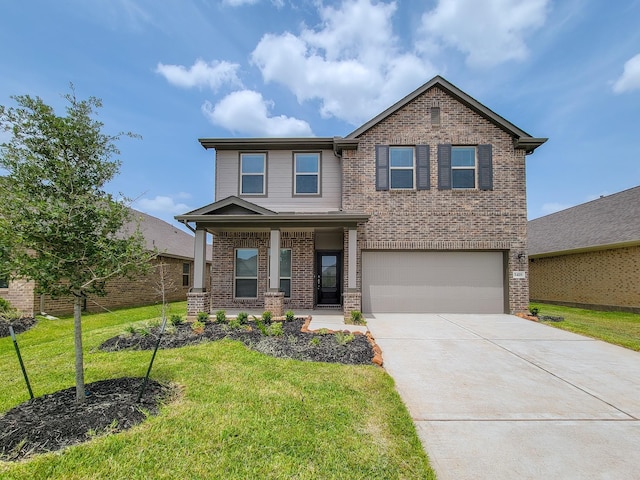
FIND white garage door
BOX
[362,251,505,313]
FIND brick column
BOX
[343,290,362,321]
[187,291,210,316]
[264,290,285,317]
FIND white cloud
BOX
[540,202,572,215]
[201,90,313,136]
[137,195,192,215]
[420,0,549,68]
[251,0,435,125]
[156,59,241,91]
[612,53,640,94]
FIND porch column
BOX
[187,227,210,317]
[193,227,207,292]
[265,228,284,316]
[344,227,362,321]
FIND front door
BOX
[316,252,342,305]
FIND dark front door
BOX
[316,252,341,305]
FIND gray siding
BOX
[215,149,341,212]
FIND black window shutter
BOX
[437,144,452,190]
[478,144,493,191]
[416,145,430,190]
[375,145,389,191]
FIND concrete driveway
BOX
[366,313,640,480]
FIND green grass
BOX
[0,302,434,479]
[531,303,640,351]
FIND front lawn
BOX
[0,302,434,479]
[530,302,640,351]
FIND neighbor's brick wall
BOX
[210,231,315,312]
[36,256,199,316]
[529,246,640,312]
[0,280,37,317]
[341,85,530,313]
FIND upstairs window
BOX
[240,153,266,195]
[389,147,415,189]
[451,147,476,189]
[294,153,320,195]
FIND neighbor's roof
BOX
[528,186,640,257]
[124,209,210,261]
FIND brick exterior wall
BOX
[529,246,640,313]
[0,256,200,317]
[341,86,530,313]
[210,231,315,312]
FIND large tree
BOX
[0,88,154,402]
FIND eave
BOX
[198,137,359,153]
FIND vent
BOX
[431,107,441,126]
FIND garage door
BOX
[362,251,505,313]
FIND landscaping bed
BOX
[99,317,375,365]
[0,317,37,338]
[0,377,172,461]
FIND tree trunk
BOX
[74,293,86,403]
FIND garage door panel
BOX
[362,251,504,313]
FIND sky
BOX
[1,0,639,231]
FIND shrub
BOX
[255,319,268,336]
[215,310,226,324]
[335,331,355,345]
[169,314,183,326]
[285,310,295,322]
[237,312,248,324]
[268,322,283,336]
[529,306,540,316]
[0,298,19,321]
[228,318,242,329]
[0,297,11,312]
[317,328,329,335]
[261,311,273,324]
[196,311,209,322]
[349,310,366,325]
[309,337,320,346]
[191,320,205,333]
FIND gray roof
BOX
[528,186,640,256]
[123,209,204,261]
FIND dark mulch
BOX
[0,317,37,338]
[100,318,375,365]
[0,377,172,461]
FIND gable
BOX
[183,196,276,216]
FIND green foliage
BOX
[169,314,183,326]
[255,318,268,336]
[0,297,10,312]
[268,321,284,337]
[309,336,321,346]
[285,310,295,322]
[0,297,19,321]
[335,331,355,345]
[191,320,205,333]
[261,310,273,324]
[317,328,330,335]
[196,311,209,322]
[528,306,540,316]
[215,310,226,324]
[237,311,248,324]
[349,310,366,325]
[228,318,242,329]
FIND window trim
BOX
[234,248,259,299]
[451,146,477,190]
[268,248,292,298]
[292,151,321,197]
[239,152,267,197]
[389,146,415,190]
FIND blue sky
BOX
[1,0,639,229]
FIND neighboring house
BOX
[0,210,211,317]
[528,186,640,313]
[176,76,546,318]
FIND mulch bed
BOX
[0,377,172,461]
[0,317,37,338]
[99,317,375,365]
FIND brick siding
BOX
[529,246,640,312]
[341,86,530,313]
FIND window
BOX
[240,153,266,195]
[451,146,476,189]
[0,277,8,289]
[235,248,258,298]
[389,147,414,189]
[294,153,320,195]
[268,248,292,297]
[182,263,190,287]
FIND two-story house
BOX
[176,76,546,319]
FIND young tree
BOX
[0,88,155,402]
